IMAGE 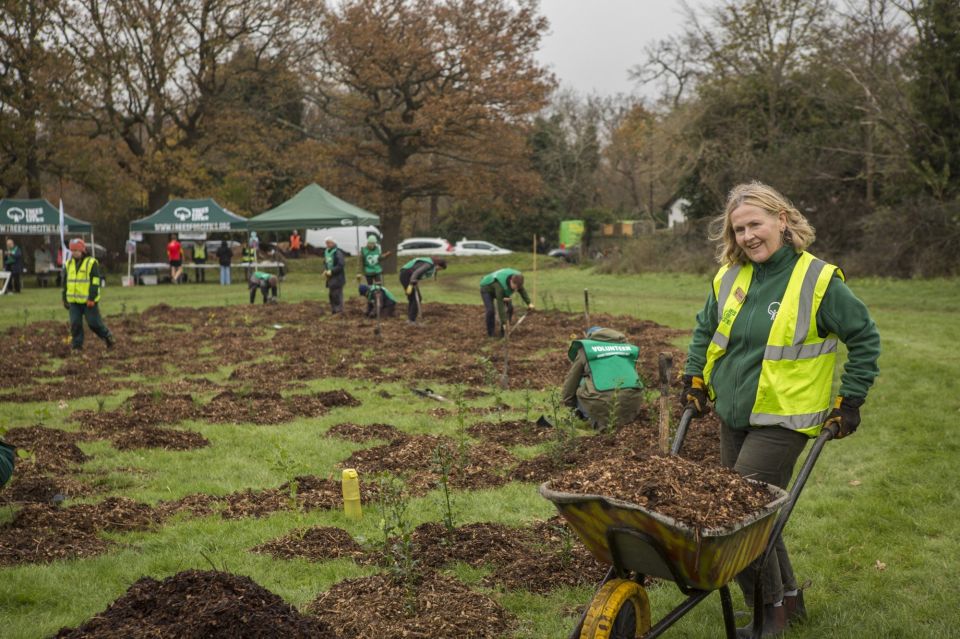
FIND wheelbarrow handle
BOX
[669,406,696,456]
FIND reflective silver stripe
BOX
[750,408,832,430]
[711,332,729,349]
[793,259,827,346]
[716,264,742,316]
[764,338,837,361]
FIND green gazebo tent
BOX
[246,183,379,232]
[129,198,247,233]
[0,198,93,234]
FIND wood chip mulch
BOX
[251,525,370,563]
[308,572,514,639]
[467,418,555,447]
[53,569,339,639]
[0,497,162,566]
[324,422,403,443]
[547,454,776,529]
[111,427,210,451]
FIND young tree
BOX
[903,0,960,199]
[57,0,317,215]
[310,0,553,269]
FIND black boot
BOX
[784,590,806,623]
[736,603,787,638]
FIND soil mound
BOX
[308,572,512,639]
[325,422,402,443]
[252,525,368,563]
[54,569,338,638]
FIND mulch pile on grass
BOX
[111,427,209,451]
[547,454,776,529]
[467,418,555,447]
[0,497,161,566]
[252,526,370,563]
[200,389,356,425]
[308,572,513,639]
[218,475,378,520]
[325,422,402,443]
[54,569,338,639]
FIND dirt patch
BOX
[71,392,200,435]
[308,572,513,639]
[325,422,402,443]
[218,475,376,520]
[547,454,774,529]
[407,521,537,570]
[200,389,355,425]
[54,569,338,639]
[0,466,94,505]
[3,425,89,472]
[0,497,161,566]
[252,526,369,563]
[467,419,555,447]
[111,427,210,451]
[343,436,513,493]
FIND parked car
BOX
[305,225,381,256]
[453,239,513,256]
[396,237,453,256]
[549,246,579,263]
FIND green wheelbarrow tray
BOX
[539,479,789,591]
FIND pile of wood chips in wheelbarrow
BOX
[548,454,773,529]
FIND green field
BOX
[1,255,958,638]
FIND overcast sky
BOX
[536,0,693,98]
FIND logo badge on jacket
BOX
[767,302,780,321]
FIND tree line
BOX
[2,0,957,276]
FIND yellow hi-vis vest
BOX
[703,251,842,437]
[65,256,101,304]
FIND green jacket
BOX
[480,268,531,325]
[685,247,880,430]
[366,284,396,304]
[362,245,383,275]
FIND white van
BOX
[305,225,381,256]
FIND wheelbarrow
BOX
[540,408,840,638]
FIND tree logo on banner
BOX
[5,207,25,222]
[174,207,192,221]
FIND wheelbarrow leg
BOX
[720,585,737,639]
[569,566,617,639]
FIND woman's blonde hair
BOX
[709,181,816,265]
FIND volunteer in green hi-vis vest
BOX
[479,268,533,337]
[62,238,116,351]
[359,283,397,318]
[682,182,880,638]
[361,235,392,285]
[191,240,207,283]
[398,256,446,324]
[323,237,347,314]
[562,327,644,430]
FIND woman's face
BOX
[730,204,786,263]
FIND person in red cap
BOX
[62,238,114,351]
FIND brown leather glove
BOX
[680,375,710,417]
[824,396,864,439]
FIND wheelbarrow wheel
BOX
[579,578,651,639]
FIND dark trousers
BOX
[68,302,112,349]
[328,285,344,314]
[250,281,277,303]
[399,269,421,321]
[366,293,396,318]
[194,259,206,282]
[365,273,383,285]
[720,422,808,605]
[481,290,512,336]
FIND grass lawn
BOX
[0,253,958,638]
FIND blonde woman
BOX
[681,182,880,637]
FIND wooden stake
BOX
[532,233,538,307]
[658,352,673,454]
